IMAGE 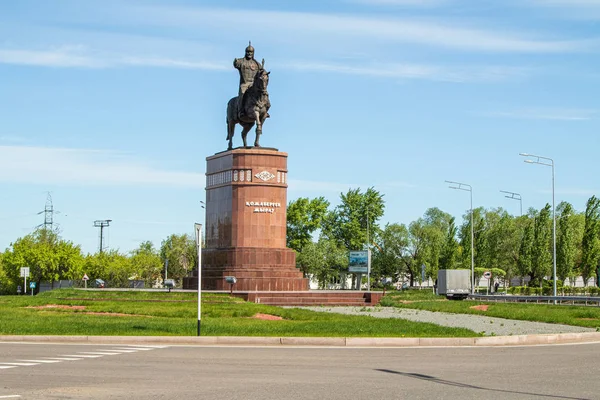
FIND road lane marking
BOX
[17,359,61,363]
[0,395,21,398]
[61,354,102,358]
[42,357,82,361]
[78,352,121,355]
[98,349,137,353]
[0,362,39,366]
[0,366,18,369]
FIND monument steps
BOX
[238,291,383,306]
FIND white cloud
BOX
[0,146,204,187]
[284,61,528,82]
[129,5,596,53]
[0,46,228,70]
[487,108,597,121]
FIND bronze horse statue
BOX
[226,68,271,150]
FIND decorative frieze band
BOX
[206,170,233,187]
[276,171,287,184]
[207,169,287,187]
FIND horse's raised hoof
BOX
[254,143,261,148]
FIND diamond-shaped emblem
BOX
[255,170,275,182]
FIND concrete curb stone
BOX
[1,333,600,347]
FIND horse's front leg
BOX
[241,123,253,147]
[254,110,262,147]
[227,121,235,150]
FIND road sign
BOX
[483,271,492,279]
[20,267,30,278]
[82,274,89,281]
[29,282,36,289]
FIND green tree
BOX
[422,207,453,278]
[83,250,132,288]
[2,229,84,291]
[530,204,552,285]
[403,219,429,286]
[372,223,409,282]
[296,238,347,288]
[321,187,385,251]
[160,234,197,284]
[130,241,163,286]
[556,202,579,283]
[581,196,600,286]
[439,217,459,270]
[286,197,330,252]
[517,218,534,286]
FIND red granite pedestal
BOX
[184,148,308,291]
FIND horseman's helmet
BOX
[246,41,254,53]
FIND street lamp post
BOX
[500,190,523,216]
[445,180,475,294]
[519,153,556,300]
[194,223,203,336]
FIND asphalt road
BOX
[1,342,599,400]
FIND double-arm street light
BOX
[500,190,523,216]
[519,153,556,299]
[445,180,474,294]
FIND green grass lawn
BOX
[382,290,600,329]
[0,289,479,338]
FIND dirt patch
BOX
[470,305,490,311]
[252,313,283,320]
[28,304,87,310]
[28,304,149,317]
[577,318,599,321]
[84,312,151,318]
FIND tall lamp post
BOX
[500,190,523,216]
[194,223,202,336]
[446,180,474,294]
[519,153,556,300]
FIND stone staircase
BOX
[238,291,383,306]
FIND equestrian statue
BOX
[226,42,271,150]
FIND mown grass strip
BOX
[0,289,478,338]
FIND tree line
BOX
[1,189,599,293]
[287,190,600,289]
[0,229,197,294]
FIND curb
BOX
[2,332,600,347]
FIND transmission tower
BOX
[37,192,59,231]
[94,219,112,253]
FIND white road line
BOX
[0,366,18,369]
[61,354,102,358]
[42,357,82,361]
[122,345,168,349]
[78,352,121,355]
[99,349,137,353]
[17,359,61,363]
[0,362,39,366]
[0,395,21,398]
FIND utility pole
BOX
[94,220,112,253]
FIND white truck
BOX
[437,269,470,300]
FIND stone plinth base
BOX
[183,247,309,291]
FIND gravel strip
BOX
[299,306,597,336]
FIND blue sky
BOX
[1,0,599,254]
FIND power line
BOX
[94,219,112,253]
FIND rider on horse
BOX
[233,42,263,119]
